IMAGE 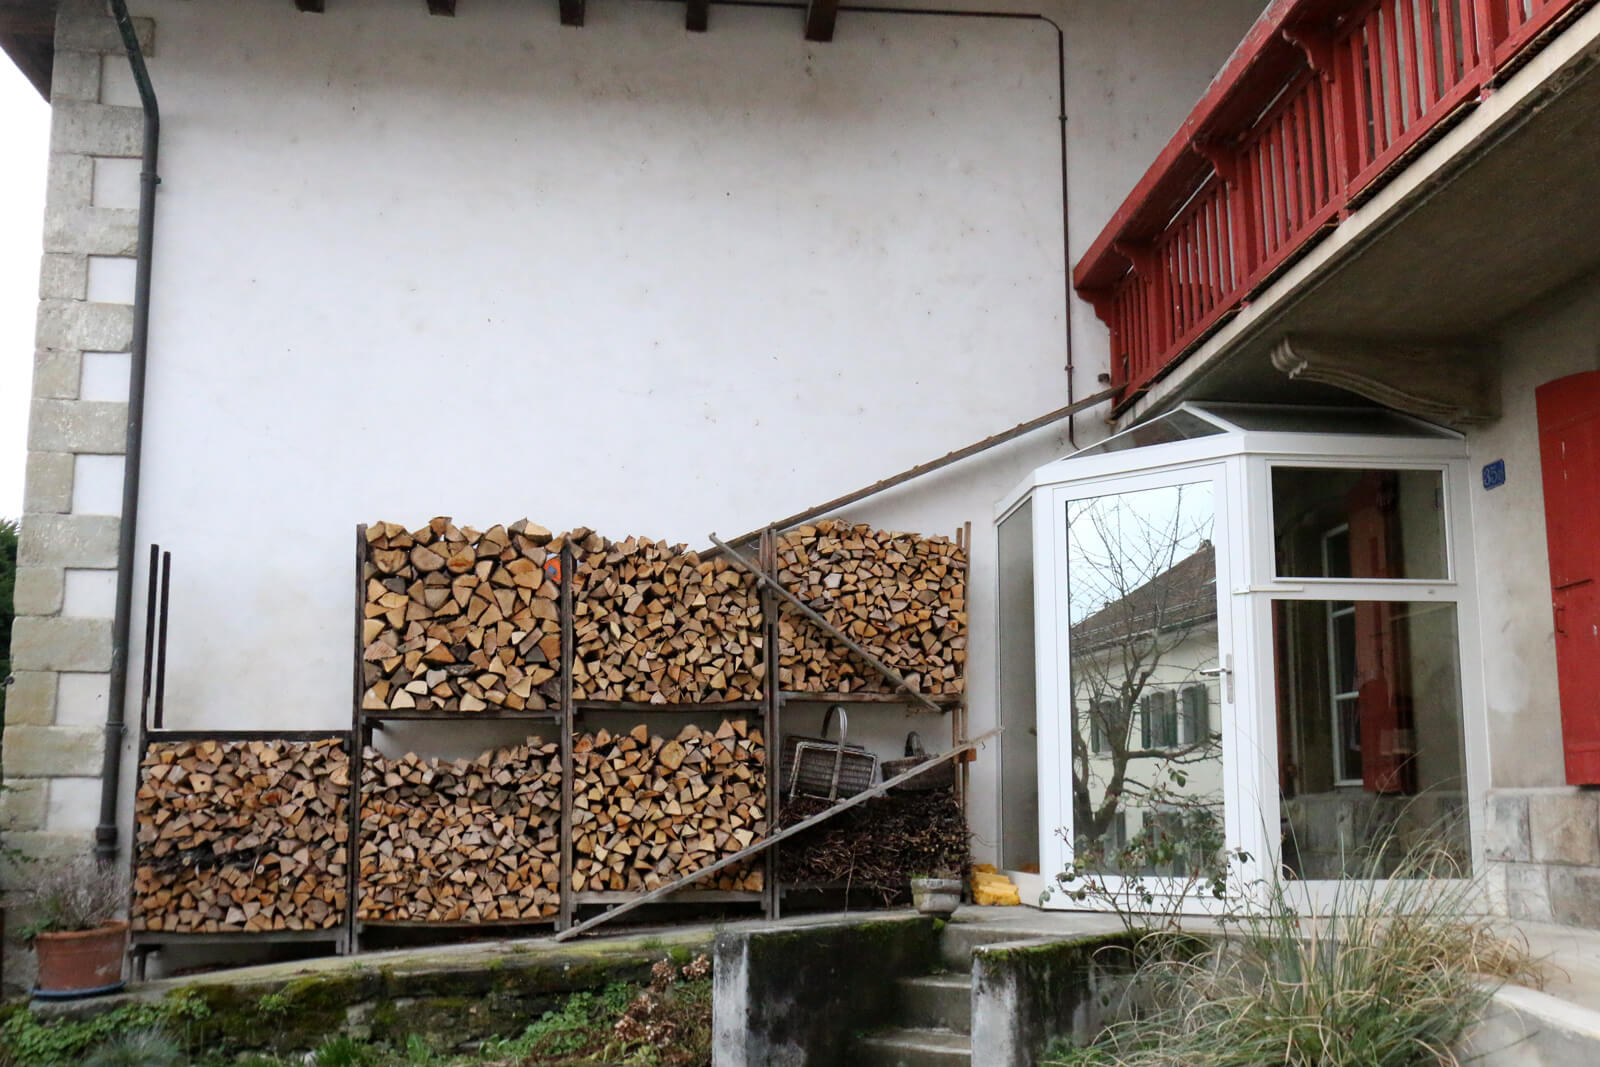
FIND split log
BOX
[571,532,763,704]
[571,720,765,893]
[357,739,563,923]
[131,738,350,933]
[361,517,563,714]
[776,519,967,697]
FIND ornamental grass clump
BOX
[1047,838,1542,1067]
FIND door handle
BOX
[1199,654,1234,703]
[1554,602,1566,636]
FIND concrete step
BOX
[896,973,972,1033]
[855,1026,972,1067]
[939,921,1039,971]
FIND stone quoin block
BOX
[1528,790,1600,867]
[3,671,59,726]
[17,513,121,569]
[12,566,65,616]
[1504,862,1554,924]
[36,299,134,352]
[1,725,107,778]
[1548,866,1600,928]
[45,154,93,213]
[38,254,89,303]
[23,451,75,514]
[1483,791,1533,864]
[30,347,84,400]
[48,49,103,104]
[0,780,48,832]
[28,398,129,455]
[50,102,145,158]
[43,206,141,258]
[8,616,114,673]
[55,0,156,57]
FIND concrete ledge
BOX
[1459,982,1600,1066]
[712,912,940,1066]
[970,932,1143,1067]
[29,928,713,1056]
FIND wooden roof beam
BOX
[559,0,584,27]
[427,0,456,14]
[295,0,324,12]
[804,0,837,42]
[686,0,709,33]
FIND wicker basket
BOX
[882,730,957,793]
[781,705,878,801]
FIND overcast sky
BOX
[1,62,51,520]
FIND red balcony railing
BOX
[1075,0,1591,402]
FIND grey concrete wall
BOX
[711,913,939,1067]
[969,932,1141,1066]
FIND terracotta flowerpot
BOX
[33,919,128,999]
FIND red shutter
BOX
[1536,371,1600,785]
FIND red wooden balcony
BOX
[1074,0,1593,405]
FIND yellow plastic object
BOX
[969,868,1021,906]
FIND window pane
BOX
[1068,481,1223,877]
[1273,468,1447,580]
[1274,600,1468,880]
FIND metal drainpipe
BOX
[95,0,160,864]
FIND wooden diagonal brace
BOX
[710,534,943,714]
[552,727,1001,941]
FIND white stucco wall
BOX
[1467,269,1600,789]
[69,0,1265,866]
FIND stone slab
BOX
[1549,866,1600,929]
[48,49,102,104]
[28,398,129,454]
[44,206,141,257]
[50,103,144,159]
[36,299,134,352]
[55,1,155,56]
[1484,791,1533,864]
[8,615,113,672]
[2,724,107,777]
[1530,791,1600,867]
[12,566,65,616]
[1507,862,1555,924]
[23,451,75,514]
[38,255,89,303]
[46,154,93,214]
[0,779,48,833]
[17,513,120,568]
[3,671,59,726]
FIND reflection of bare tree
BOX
[1068,488,1222,851]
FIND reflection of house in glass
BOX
[1069,532,1224,879]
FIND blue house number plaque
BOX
[1482,459,1507,490]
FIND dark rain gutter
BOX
[96,0,159,863]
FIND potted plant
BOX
[20,853,129,998]
[909,868,963,916]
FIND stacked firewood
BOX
[131,739,349,933]
[571,532,763,704]
[776,520,967,696]
[358,739,563,923]
[362,517,563,713]
[571,721,765,893]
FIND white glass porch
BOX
[994,404,1485,912]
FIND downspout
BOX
[95,0,159,863]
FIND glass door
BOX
[1038,462,1252,908]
